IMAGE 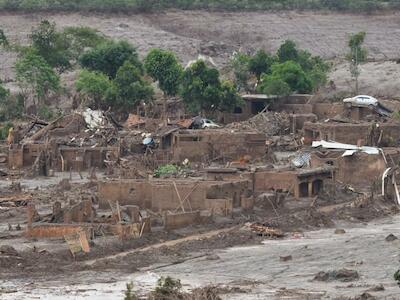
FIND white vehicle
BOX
[343,95,378,108]
[201,119,220,129]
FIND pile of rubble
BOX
[226,112,290,136]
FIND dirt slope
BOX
[1,10,400,97]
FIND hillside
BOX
[1,10,400,98]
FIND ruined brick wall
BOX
[172,130,265,162]
[164,211,201,230]
[8,145,23,169]
[337,153,387,186]
[279,104,313,114]
[253,170,298,193]
[98,180,152,209]
[304,122,400,146]
[290,113,317,132]
[98,179,250,211]
[57,147,119,171]
[312,103,343,120]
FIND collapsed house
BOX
[7,111,120,173]
[251,167,333,198]
[303,121,400,146]
[157,129,266,163]
[309,140,400,187]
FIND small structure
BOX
[252,167,333,198]
[98,178,253,214]
[303,121,400,146]
[161,129,266,163]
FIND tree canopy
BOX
[75,69,113,109]
[30,20,72,72]
[144,48,183,96]
[109,61,154,110]
[248,49,275,80]
[15,50,60,105]
[181,60,242,113]
[277,40,299,63]
[79,40,142,78]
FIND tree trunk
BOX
[163,94,167,126]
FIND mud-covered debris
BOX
[385,233,398,242]
[352,292,377,300]
[335,228,346,234]
[57,178,72,191]
[225,111,290,137]
[366,284,385,292]
[0,245,19,256]
[206,254,220,260]
[314,269,359,282]
[280,255,292,262]
[246,222,284,238]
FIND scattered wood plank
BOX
[0,194,32,207]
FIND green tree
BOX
[15,50,60,108]
[257,76,291,96]
[270,61,312,93]
[79,40,142,78]
[144,48,183,122]
[277,40,299,63]
[181,60,221,113]
[347,31,367,94]
[309,65,328,92]
[248,49,275,81]
[62,26,107,60]
[75,69,113,109]
[0,84,24,121]
[230,51,251,92]
[181,60,242,114]
[220,80,244,112]
[108,61,153,111]
[30,20,72,72]
[144,48,183,96]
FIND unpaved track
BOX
[84,226,237,266]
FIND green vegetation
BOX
[30,20,72,72]
[75,69,113,109]
[145,48,183,97]
[150,276,182,299]
[181,60,243,114]
[248,49,275,81]
[347,32,367,94]
[0,122,13,140]
[0,81,23,122]
[15,50,60,107]
[230,52,251,92]
[0,29,9,48]
[231,40,329,96]
[79,40,142,79]
[154,164,179,178]
[124,282,138,300]
[110,61,154,110]
[0,0,398,13]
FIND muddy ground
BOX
[0,175,399,299]
[1,195,399,299]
